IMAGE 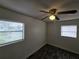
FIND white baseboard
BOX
[26,42,46,58]
[48,43,79,55]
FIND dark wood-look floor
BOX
[27,44,79,59]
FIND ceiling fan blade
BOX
[40,10,49,13]
[55,16,60,20]
[41,16,48,20]
[58,10,77,14]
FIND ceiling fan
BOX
[40,8,77,21]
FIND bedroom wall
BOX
[47,19,79,54]
[0,7,47,59]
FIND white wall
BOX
[0,7,47,59]
[47,20,79,54]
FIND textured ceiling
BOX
[0,0,79,21]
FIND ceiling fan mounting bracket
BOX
[49,9,57,14]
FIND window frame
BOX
[0,20,24,47]
[61,25,77,38]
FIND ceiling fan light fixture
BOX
[49,15,55,20]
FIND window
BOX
[61,25,77,38]
[0,20,24,47]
